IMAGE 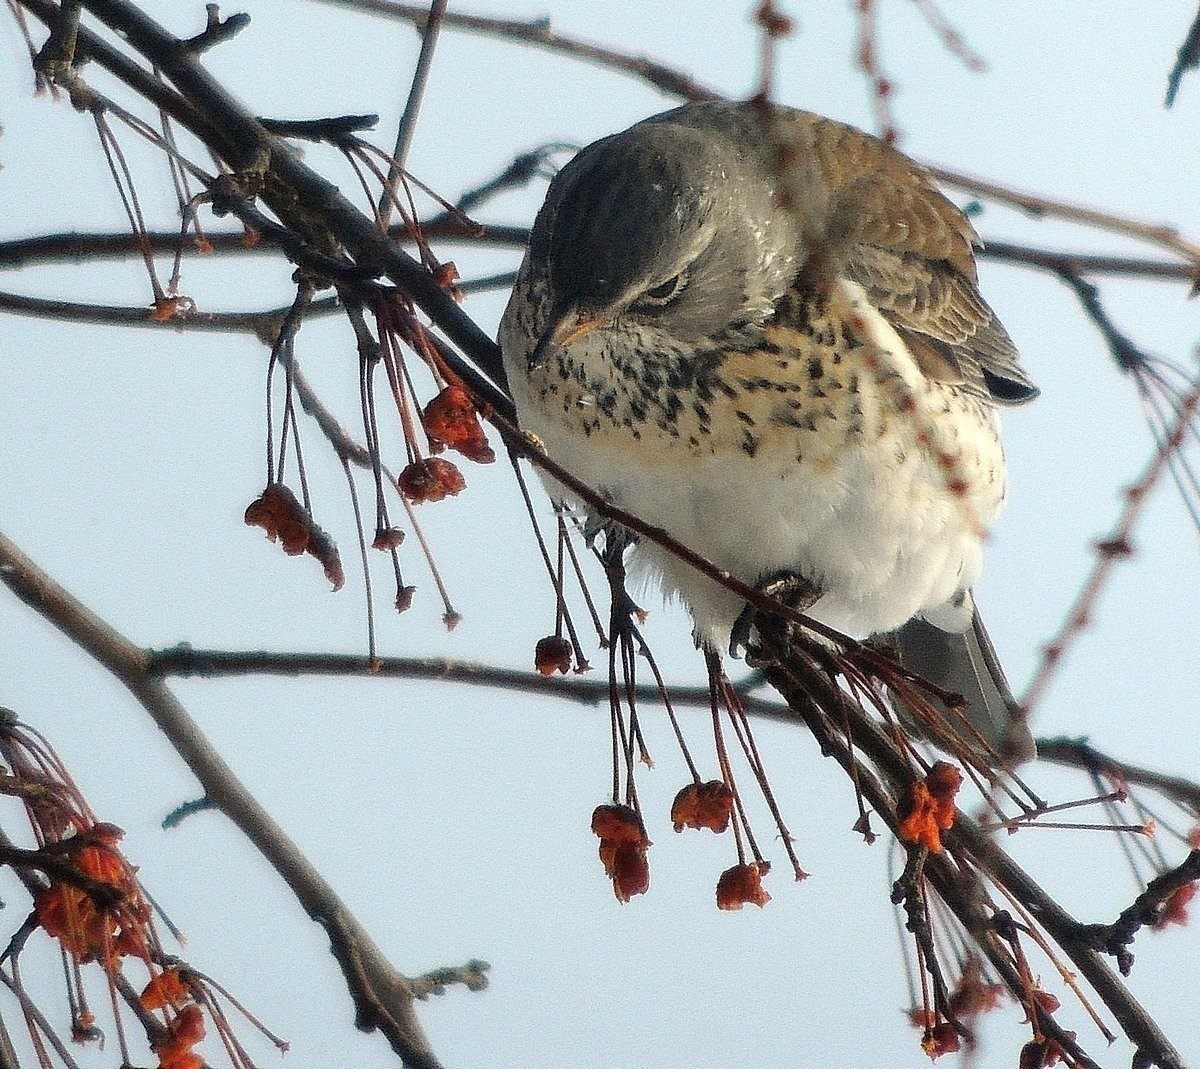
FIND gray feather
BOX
[889,604,1035,764]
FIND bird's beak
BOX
[528,306,607,373]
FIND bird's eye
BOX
[636,271,688,310]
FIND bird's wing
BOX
[843,246,1039,404]
[779,109,1039,406]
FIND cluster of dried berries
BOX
[397,385,495,503]
[396,455,467,504]
[590,783,773,910]
[0,716,159,990]
[244,483,345,589]
[909,961,1007,1060]
[671,780,734,833]
[715,860,772,911]
[34,822,151,968]
[570,588,801,910]
[898,761,963,852]
[1153,881,1196,929]
[591,776,776,910]
[150,999,206,1069]
[422,384,495,464]
[239,276,498,648]
[534,635,574,677]
[591,804,650,903]
[0,713,282,1069]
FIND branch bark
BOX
[0,529,455,1069]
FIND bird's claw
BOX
[729,571,820,659]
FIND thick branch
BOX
[19,0,509,391]
[0,529,451,1069]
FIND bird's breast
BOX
[503,280,1007,640]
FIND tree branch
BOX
[307,0,720,102]
[0,528,459,1069]
[0,221,525,271]
[0,271,517,337]
[928,165,1200,268]
[754,633,1185,1069]
[1166,3,1200,106]
[376,0,446,227]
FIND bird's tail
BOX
[888,599,1035,765]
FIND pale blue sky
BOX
[1,3,1198,1067]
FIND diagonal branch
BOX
[376,0,446,227]
[1166,3,1200,106]
[0,528,459,1069]
[307,0,720,102]
[755,633,1185,1069]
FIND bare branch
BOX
[0,271,516,336]
[1078,851,1200,976]
[307,0,720,102]
[975,240,1198,284]
[181,3,250,55]
[377,0,446,227]
[928,164,1200,267]
[1166,3,1200,106]
[1053,269,1155,373]
[0,528,456,1069]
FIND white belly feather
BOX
[503,279,1005,645]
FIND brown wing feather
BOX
[782,110,1038,405]
[642,101,1038,404]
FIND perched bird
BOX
[499,101,1038,761]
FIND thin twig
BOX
[0,221,527,270]
[0,271,517,335]
[307,0,720,102]
[377,0,446,227]
[1018,374,1200,718]
[928,165,1200,267]
[1165,3,1200,106]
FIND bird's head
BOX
[524,118,799,372]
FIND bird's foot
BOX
[729,570,820,659]
[583,514,637,556]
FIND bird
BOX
[498,100,1039,762]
